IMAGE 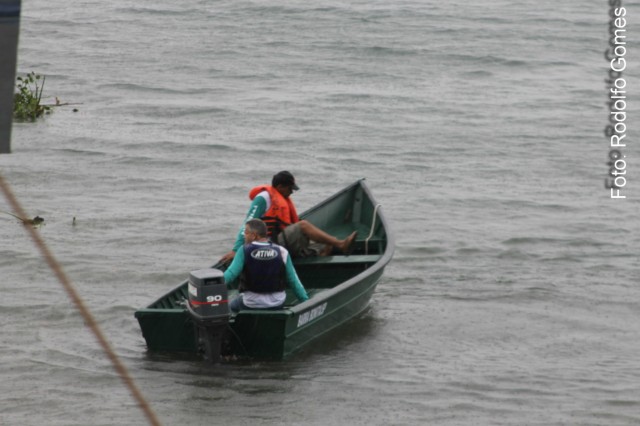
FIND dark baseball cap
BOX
[272,171,299,190]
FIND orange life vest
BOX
[249,185,299,238]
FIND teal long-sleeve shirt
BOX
[231,195,269,253]
[223,241,309,302]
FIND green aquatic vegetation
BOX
[13,72,51,121]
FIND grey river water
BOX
[1,0,640,425]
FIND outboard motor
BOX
[186,269,230,362]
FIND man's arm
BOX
[223,247,245,287]
[284,254,309,301]
[231,196,268,252]
[220,196,268,263]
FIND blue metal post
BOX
[0,0,21,154]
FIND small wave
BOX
[449,53,529,68]
[53,148,109,157]
[455,247,484,255]
[503,236,609,248]
[402,245,448,256]
[539,255,583,263]
[497,248,540,261]
[443,285,557,303]
[460,70,493,78]
[115,7,200,17]
[359,45,423,57]
[503,237,563,245]
[120,140,238,153]
[605,399,640,408]
[110,155,178,167]
[97,82,204,96]
[481,55,528,67]
[128,104,231,119]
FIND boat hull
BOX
[135,179,394,360]
[230,262,385,359]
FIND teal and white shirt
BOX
[223,240,309,308]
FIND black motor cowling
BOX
[186,269,230,362]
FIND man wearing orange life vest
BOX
[220,171,357,264]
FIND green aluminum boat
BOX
[134,179,394,360]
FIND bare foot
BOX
[341,231,357,255]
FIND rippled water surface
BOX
[2,0,640,425]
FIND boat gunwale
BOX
[283,178,395,315]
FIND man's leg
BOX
[297,220,357,254]
[229,295,246,312]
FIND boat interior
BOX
[149,182,389,311]
[283,221,386,305]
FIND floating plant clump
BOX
[13,72,51,121]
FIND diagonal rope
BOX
[0,173,161,426]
